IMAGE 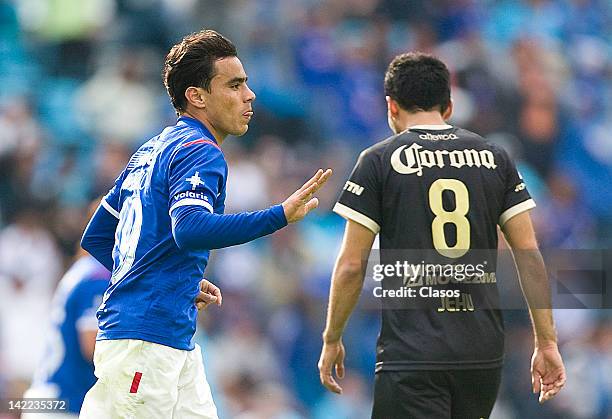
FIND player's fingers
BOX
[318,168,333,187]
[298,181,319,201]
[542,370,566,387]
[304,197,319,213]
[555,374,566,388]
[298,169,323,193]
[308,169,333,194]
[196,291,217,306]
[321,373,343,394]
[209,284,222,306]
[539,386,561,403]
[335,360,345,379]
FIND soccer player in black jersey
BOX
[318,53,566,418]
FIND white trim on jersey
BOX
[101,199,120,219]
[169,198,214,215]
[333,203,380,234]
[499,199,536,227]
[408,124,453,130]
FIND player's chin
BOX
[231,123,250,137]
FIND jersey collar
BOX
[408,124,453,130]
[178,116,218,144]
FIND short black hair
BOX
[384,52,451,114]
[163,29,237,114]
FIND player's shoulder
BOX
[452,127,509,154]
[357,134,398,163]
[165,125,225,167]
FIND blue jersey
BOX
[30,256,109,414]
[98,116,227,350]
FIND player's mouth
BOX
[243,110,253,119]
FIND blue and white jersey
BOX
[29,255,109,414]
[98,116,227,350]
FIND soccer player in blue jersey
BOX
[22,247,109,419]
[78,30,331,418]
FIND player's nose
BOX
[244,83,256,103]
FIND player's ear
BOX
[185,86,206,109]
[386,96,400,118]
[442,99,453,120]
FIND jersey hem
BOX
[333,203,380,234]
[499,198,536,226]
[97,330,194,351]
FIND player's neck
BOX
[395,110,448,132]
[181,111,226,145]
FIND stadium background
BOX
[0,0,611,417]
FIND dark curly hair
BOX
[384,52,451,114]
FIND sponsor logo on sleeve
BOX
[343,180,364,196]
[186,171,205,190]
[514,182,526,192]
[172,190,209,202]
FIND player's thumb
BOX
[305,197,319,212]
[531,370,541,394]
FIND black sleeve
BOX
[498,148,536,226]
[333,149,382,233]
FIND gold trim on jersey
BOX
[499,198,536,226]
[333,203,380,234]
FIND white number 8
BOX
[429,179,470,258]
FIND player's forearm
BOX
[171,204,287,250]
[81,204,118,271]
[322,260,365,343]
[514,250,557,346]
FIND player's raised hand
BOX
[531,343,566,403]
[195,279,222,310]
[282,169,333,223]
[318,340,346,394]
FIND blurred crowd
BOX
[0,0,611,417]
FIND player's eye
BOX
[230,84,240,90]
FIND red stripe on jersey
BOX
[182,139,221,151]
[130,372,143,393]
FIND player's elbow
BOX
[173,225,195,251]
[172,219,211,251]
[335,258,365,282]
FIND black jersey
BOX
[334,125,535,371]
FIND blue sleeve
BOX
[171,204,287,250]
[168,141,226,215]
[168,141,287,250]
[81,169,125,271]
[81,204,119,271]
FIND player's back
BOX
[97,116,227,350]
[378,126,525,253]
[26,256,109,414]
[335,124,535,371]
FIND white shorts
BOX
[79,339,218,419]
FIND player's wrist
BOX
[322,331,342,344]
[534,339,558,350]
